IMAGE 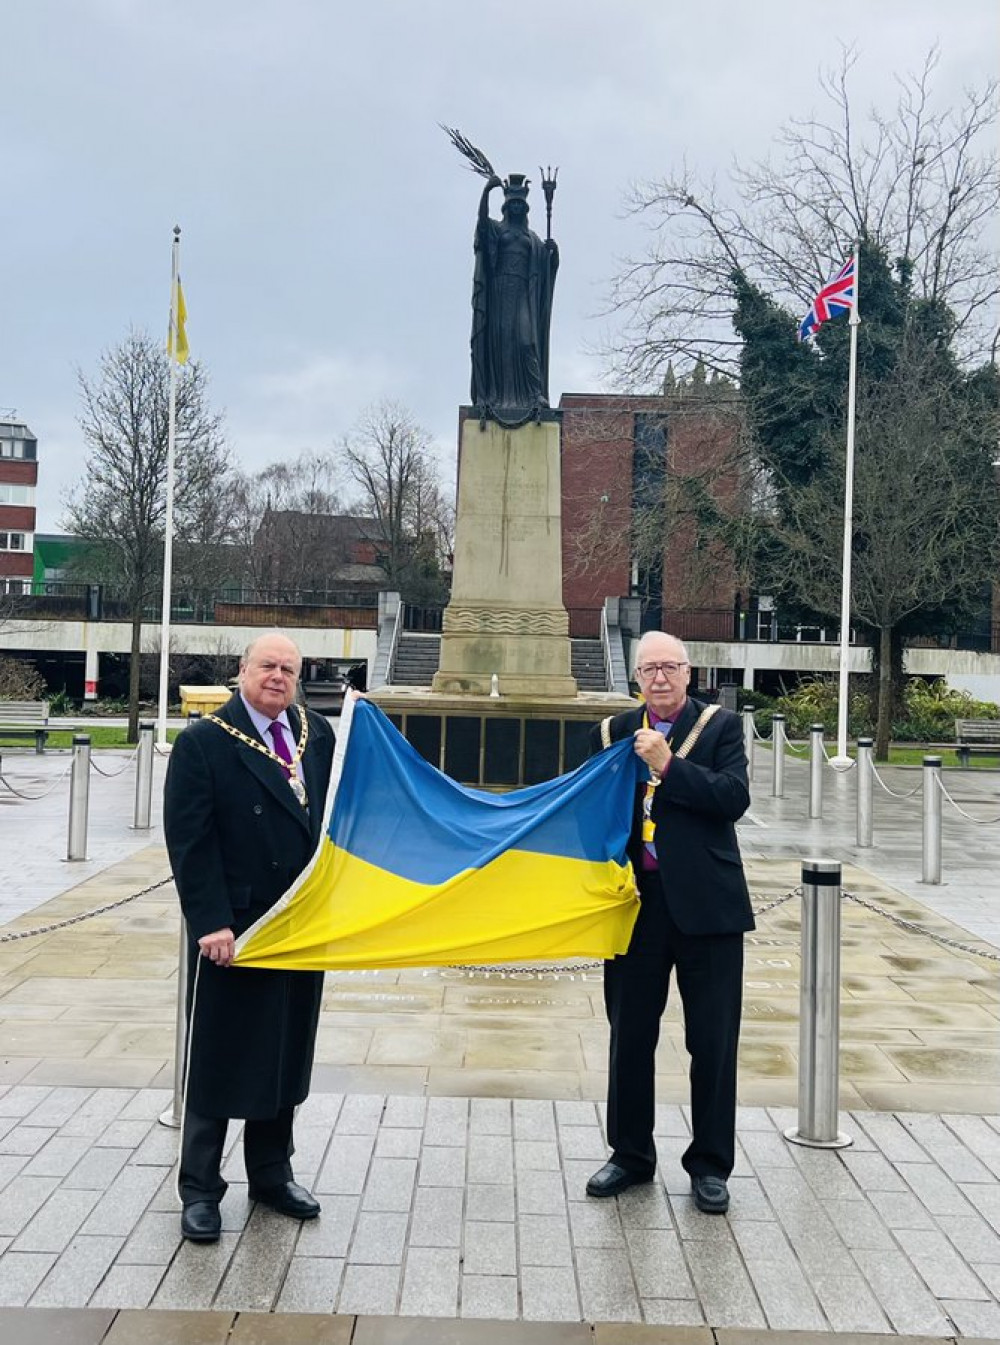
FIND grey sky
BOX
[4,0,997,532]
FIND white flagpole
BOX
[832,248,860,767]
[157,225,182,749]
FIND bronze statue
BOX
[444,129,559,426]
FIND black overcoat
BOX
[593,697,755,936]
[163,693,335,1119]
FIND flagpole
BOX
[831,246,860,767]
[157,225,182,749]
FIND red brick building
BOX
[0,419,37,595]
[559,389,744,637]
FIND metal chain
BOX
[843,887,1000,963]
[870,760,923,801]
[0,875,174,943]
[935,775,1000,826]
[89,753,137,779]
[0,759,75,802]
[751,887,800,917]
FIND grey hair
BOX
[635,630,690,667]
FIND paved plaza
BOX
[0,741,997,1339]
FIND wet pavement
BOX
[0,742,997,1337]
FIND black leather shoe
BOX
[248,1180,320,1219]
[586,1160,654,1198]
[181,1200,221,1242]
[691,1174,730,1214]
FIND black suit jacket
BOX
[593,697,754,937]
[163,693,336,1118]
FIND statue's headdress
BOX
[501,173,530,207]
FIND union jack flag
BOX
[798,257,856,340]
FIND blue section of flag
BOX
[328,700,638,885]
[799,257,856,340]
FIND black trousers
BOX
[179,1105,295,1206]
[603,870,744,1180]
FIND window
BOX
[0,483,32,505]
[2,578,27,596]
[0,531,26,550]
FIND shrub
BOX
[896,678,1000,742]
[0,657,45,701]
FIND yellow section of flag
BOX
[167,277,189,364]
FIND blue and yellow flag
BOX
[234,698,640,970]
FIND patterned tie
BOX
[268,720,292,780]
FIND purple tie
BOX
[268,721,292,780]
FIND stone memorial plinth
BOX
[431,413,576,699]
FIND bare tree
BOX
[342,401,454,603]
[606,49,1000,385]
[756,344,999,757]
[230,451,347,595]
[64,330,232,739]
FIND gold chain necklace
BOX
[205,710,310,807]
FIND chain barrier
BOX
[819,740,856,772]
[935,774,1000,826]
[89,753,137,780]
[0,759,75,802]
[751,720,771,741]
[843,887,1000,963]
[0,875,174,944]
[869,760,923,801]
[751,887,800,917]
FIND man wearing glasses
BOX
[586,630,753,1214]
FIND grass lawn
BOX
[757,740,999,769]
[0,727,181,750]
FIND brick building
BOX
[0,418,38,596]
[559,388,744,637]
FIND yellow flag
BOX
[167,277,189,364]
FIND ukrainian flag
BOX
[234,697,640,970]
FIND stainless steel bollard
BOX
[856,737,873,847]
[808,723,824,819]
[743,707,755,782]
[784,860,852,1149]
[922,755,942,885]
[771,714,785,798]
[66,734,91,861]
[133,721,154,830]
[159,922,190,1129]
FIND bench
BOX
[0,700,51,753]
[955,718,1000,768]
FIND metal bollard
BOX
[66,734,91,861]
[159,710,202,1128]
[922,755,942,885]
[159,922,190,1129]
[742,707,755,782]
[784,860,852,1149]
[856,737,873,847]
[808,724,824,819]
[771,714,785,798]
[133,721,154,830]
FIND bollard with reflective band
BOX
[67,735,91,861]
[784,860,852,1149]
[159,922,190,1128]
[856,737,873,848]
[922,756,942,885]
[808,724,824,819]
[771,714,785,798]
[133,722,154,830]
[742,707,755,782]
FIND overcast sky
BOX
[4,0,997,532]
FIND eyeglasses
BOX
[637,661,689,678]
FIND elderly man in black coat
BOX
[586,631,754,1215]
[164,632,335,1243]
